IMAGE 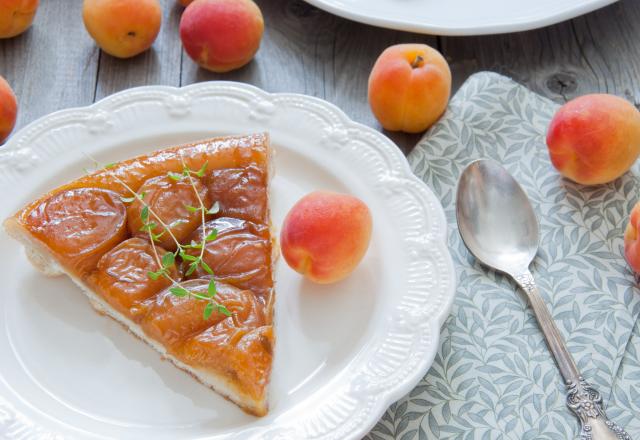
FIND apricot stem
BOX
[178,153,208,264]
[411,55,424,68]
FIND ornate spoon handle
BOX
[513,270,631,440]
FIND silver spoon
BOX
[456,159,630,440]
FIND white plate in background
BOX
[304,0,617,35]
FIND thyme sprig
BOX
[85,154,230,319]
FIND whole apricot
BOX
[0,0,38,39]
[180,0,264,73]
[547,94,640,185]
[368,43,451,133]
[0,76,17,144]
[280,191,372,284]
[82,0,162,58]
[624,201,640,274]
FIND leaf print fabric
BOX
[366,72,640,440]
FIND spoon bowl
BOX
[456,159,539,275]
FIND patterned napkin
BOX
[366,72,640,439]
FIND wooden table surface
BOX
[1,0,639,156]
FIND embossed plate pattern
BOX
[0,82,455,440]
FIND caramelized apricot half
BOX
[90,237,179,320]
[25,187,127,274]
[184,217,272,297]
[141,279,264,351]
[206,165,267,224]
[127,174,210,251]
[181,324,273,401]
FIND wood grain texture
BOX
[94,0,183,100]
[179,1,437,153]
[1,0,640,154]
[440,0,640,108]
[0,0,98,136]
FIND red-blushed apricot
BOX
[280,191,372,284]
[82,0,161,58]
[127,174,210,252]
[368,43,451,133]
[624,201,640,274]
[547,94,640,185]
[180,0,264,73]
[0,76,17,144]
[0,0,38,39]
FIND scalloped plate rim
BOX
[0,81,456,440]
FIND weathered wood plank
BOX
[94,0,183,100]
[571,0,640,106]
[0,0,98,136]
[2,0,640,155]
[180,0,438,154]
[440,0,640,106]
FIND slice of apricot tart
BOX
[3,133,276,416]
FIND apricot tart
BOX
[3,133,276,416]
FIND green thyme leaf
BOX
[207,278,217,297]
[141,206,149,222]
[168,171,183,181]
[104,163,116,169]
[185,262,198,276]
[200,259,214,275]
[120,196,136,203]
[139,222,157,232]
[181,254,198,262]
[205,229,218,241]
[185,204,200,213]
[151,230,165,242]
[203,302,215,320]
[207,201,220,215]
[139,191,147,200]
[217,304,231,317]
[162,252,175,268]
[194,162,208,178]
[147,271,160,281]
[169,286,188,297]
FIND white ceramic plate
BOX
[304,0,617,35]
[0,82,455,440]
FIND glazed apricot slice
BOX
[127,174,210,251]
[181,324,274,402]
[184,217,272,297]
[205,165,267,224]
[141,279,265,352]
[89,237,179,320]
[24,187,127,275]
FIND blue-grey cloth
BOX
[366,72,640,440]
